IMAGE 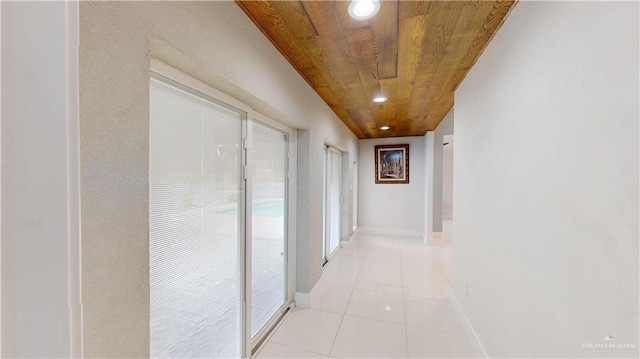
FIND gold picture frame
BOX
[374,144,409,184]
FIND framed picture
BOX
[375,144,409,184]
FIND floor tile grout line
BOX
[341,311,406,327]
[325,231,368,358]
[404,323,470,337]
[263,340,333,358]
[265,234,469,359]
[431,245,480,354]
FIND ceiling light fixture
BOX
[348,0,380,20]
[372,95,387,103]
[380,125,390,131]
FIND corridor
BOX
[256,233,474,358]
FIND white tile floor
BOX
[256,233,476,359]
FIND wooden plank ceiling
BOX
[237,0,516,139]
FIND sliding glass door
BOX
[149,67,294,359]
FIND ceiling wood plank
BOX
[399,1,431,19]
[347,107,375,138]
[269,1,318,40]
[406,1,465,122]
[371,1,399,80]
[450,0,517,92]
[236,1,328,89]
[314,85,365,138]
[396,14,430,108]
[417,1,516,130]
[380,78,398,131]
[237,0,516,138]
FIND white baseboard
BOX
[341,227,360,248]
[449,288,489,358]
[358,227,424,239]
[294,292,310,309]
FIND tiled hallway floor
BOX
[256,233,476,358]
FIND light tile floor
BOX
[256,233,476,359]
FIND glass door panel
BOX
[150,78,243,358]
[250,122,288,338]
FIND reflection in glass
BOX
[250,122,287,337]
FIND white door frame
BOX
[247,113,296,354]
[324,145,342,261]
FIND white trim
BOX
[1,2,3,353]
[150,59,252,115]
[358,227,424,239]
[243,119,253,359]
[341,227,360,248]
[323,138,347,153]
[249,111,297,351]
[288,131,297,305]
[250,303,296,359]
[66,1,82,357]
[294,292,310,309]
[449,289,489,358]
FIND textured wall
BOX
[79,2,358,356]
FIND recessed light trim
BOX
[348,0,380,20]
[372,95,387,103]
[380,125,390,131]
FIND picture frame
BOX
[375,144,409,184]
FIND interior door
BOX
[324,146,342,260]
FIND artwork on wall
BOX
[375,144,409,184]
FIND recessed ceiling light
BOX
[372,95,387,103]
[380,125,390,131]
[348,0,380,20]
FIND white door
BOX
[324,146,342,260]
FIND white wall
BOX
[442,136,453,219]
[1,2,81,357]
[423,132,435,241]
[358,136,425,237]
[423,111,454,241]
[453,2,638,357]
[79,2,358,356]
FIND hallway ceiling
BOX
[237,0,516,139]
